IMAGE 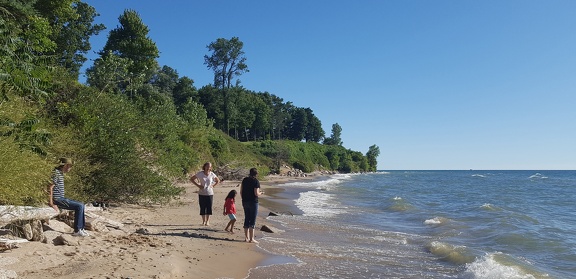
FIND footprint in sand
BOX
[0,256,19,279]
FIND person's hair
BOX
[202,162,212,171]
[249,168,258,177]
[56,157,72,170]
[225,189,237,200]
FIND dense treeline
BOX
[0,1,379,206]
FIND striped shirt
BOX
[51,169,65,200]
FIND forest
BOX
[0,0,380,205]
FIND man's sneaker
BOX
[72,230,89,237]
[81,229,90,236]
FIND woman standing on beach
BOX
[47,158,89,237]
[240,168,263,243]
[190,162,220,226]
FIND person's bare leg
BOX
[244,228,249,242]
[249,228,258,243]
[205,215,210,226]
[225,220,234,232]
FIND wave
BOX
[295,191,346,217]
[529,173,548,179]
[480,203,501,211]
[472,174,486,178]
[280,174,352,190]
[464,252,549,279]
[388,197,414,212]
[426,241,475,265]
[424,216,449,226]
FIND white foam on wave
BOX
[464,252,545,279]
[529,173,548,179]
[472,174,486,178]
[393,196,402,200]
[295,191,345,217]
[480,203,499,211]
[424,217,448,225]
[280,174,352,191]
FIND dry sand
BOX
[0,175,318,279]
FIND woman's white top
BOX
[196,171,217,196]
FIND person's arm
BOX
[253,188,264,197]
[213,174,220,187]
[254,180,264,197]
[190,174,202,189]
[47,183,58,212]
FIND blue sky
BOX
[81,1,576,170]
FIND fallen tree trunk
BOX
[0,206,59,227]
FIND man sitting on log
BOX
[47,158,89,237]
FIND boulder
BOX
[260,225,275,233]
[85,212,123,230]
[30,219,44,242]
[43,230,62,244]
[22,223,33,240]
[53,234,79,246]
[43,219,73,233]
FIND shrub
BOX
[0,138,52,205]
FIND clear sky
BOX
[81,1,576,170]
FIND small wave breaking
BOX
[426,241,475,265]
[296,191,345,217]
[529,173,548,179]
[464,252,548,279]
[424,216,449,226]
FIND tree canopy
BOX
[0,2,379,206]
[204,37,248,89]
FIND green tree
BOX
[227,88,270,141]
[151,65,179,95]
[172,76,198,114]
[34,0,105,77]
[251,93,272,140]
[303,108,324,142]
[204,37,248,89]
[0,0,53,99]
[324,123,342,145]
[259,92,288,140]
[286,107,307,141]
[198,85,225,130]
[366,144,380,171]
[180,99,209,128]
[86,51,132,94]
[203,37,248,135]
[95,9,159,93]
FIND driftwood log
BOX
[213,164,249,181]
[0,205,123,242]
[0,206,59,227]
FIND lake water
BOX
[247,170,576,279]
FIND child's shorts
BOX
[228,214,236,220]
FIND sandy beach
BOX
[0,174,317,279]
